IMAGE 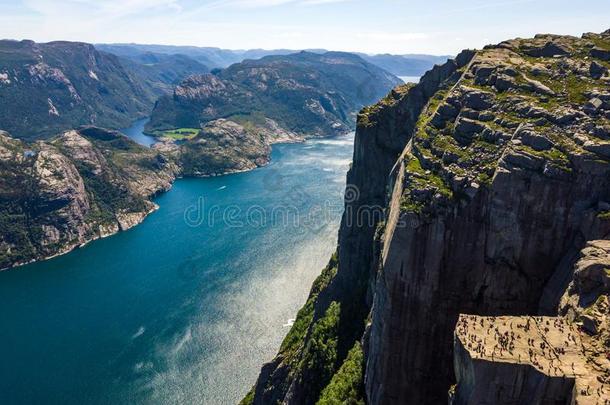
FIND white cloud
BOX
[191,0,351,11]
[23,0,181,19]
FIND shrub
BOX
[317,342,365,405]
[301,301,341,388]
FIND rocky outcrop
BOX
[452,239,610,404]
[245,30,610,404]
[0,127,178,270]
[453,316,580,405]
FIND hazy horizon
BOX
[1,0,608,55]
[0,38,454,57]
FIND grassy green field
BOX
[155,128,200,140]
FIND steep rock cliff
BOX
[243,47,475,405]
[366,30,610,403]
[245,30,610,404]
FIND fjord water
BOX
[119,118,157,147]
[0,128,354,404]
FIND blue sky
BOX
[0,0,608,55]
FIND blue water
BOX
[0,127,354,404]
[120,118,157,147]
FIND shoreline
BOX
[0,130,355,273]
[0,205,159,273]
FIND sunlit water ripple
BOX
[0,127,354,405]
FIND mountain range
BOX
[148,51,402,137]
[96,43,450,76]
[147,51,402,177]
[0,40,446,141]
[0,46,403,268]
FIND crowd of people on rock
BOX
[455,314,608,401]
[456,315,576,376]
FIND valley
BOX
[0,4,608,403]
[0,44,405,271]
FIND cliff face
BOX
[366,30,610,403]
[245,30,610,404]
[0,127,178,270]
[243,48,475,405]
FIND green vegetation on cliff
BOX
[317,342,366,405]
[280,255,338,355]
[0,148,37,266]
[301,302,342,393]
[241,257,340,405]
[244,250,370,404]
